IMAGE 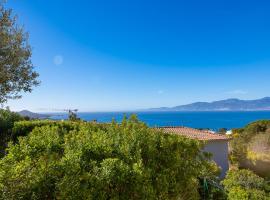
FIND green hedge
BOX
[0,109,24,157]
[230,120,270,167]
[222,169,270,200]
[12,120,77,139]
[0,109,24,134]
[0,117,218,199]
[12,120,108,140]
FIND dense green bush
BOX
[0,109,23,132]
[12,119,110,139]
[230,120,270,178]
[222,169,270,200]
[198,178,227,200]
[12,120,80,139]
[0,117,218,199]
[230,120,270,163]
[0,109,24,156]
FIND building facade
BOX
[158,127,230,178]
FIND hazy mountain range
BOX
[18,110,50,119]
[149,97,270,111]
[17,97,270,116]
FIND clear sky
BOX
[5,0,270,112]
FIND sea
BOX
[48,111,270,131]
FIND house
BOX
[157,126,230,178]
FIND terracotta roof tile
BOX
[156,126,229,141]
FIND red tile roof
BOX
[156,126,229,141]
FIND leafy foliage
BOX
[0,116,218,199]
[218,128,227,135]
[0,108,23,134]
[12,120,80,139]
[0,108,24,156]
[68,109,80,121]
[230,120,270,166]
[222,169,270,200]
[198,178,227,200]
[0,2,39,104]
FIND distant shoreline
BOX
[43,111,270,130]
[40,110,270,114]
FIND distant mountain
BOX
[150,97,270,111]
[18,110,50,119]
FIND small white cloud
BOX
[53,55,64,66]
[225,90,247,95]
[157,90,164,95]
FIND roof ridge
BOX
[157,126,214,133]
[155,126,229,141]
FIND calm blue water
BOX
[48,111,270,131]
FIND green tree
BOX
[0,2,39,104]
[218,128,227,135]
[68,109,80,121]
[0,108,24,157]
[222,169,270,200]
[230,120,270,177]
[0,117,219,199]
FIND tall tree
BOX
[0,2,39,104]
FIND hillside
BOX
[230,120,270,178]
[17,110,50,119]
[150,97,270,111]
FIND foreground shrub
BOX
[230,120,270,163]
[230,120,270,178]
[0,117,218,199]
[222,169,270,200]
[0,109,24,157]
[12,120,79,139]
[12,120,108,140]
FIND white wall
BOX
[203,140,229,179]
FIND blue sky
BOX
[5,0,270,111]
